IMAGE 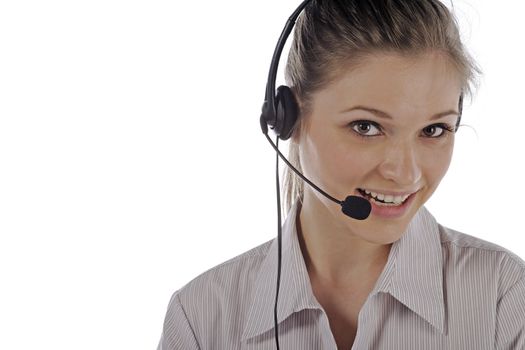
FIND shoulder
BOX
[178,238,274,297]
[437,223,525,297]
[435,224,525,346]
[174,238,274,319]
[159,239,275,348]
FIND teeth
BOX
[363,189,410,204]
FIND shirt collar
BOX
[374,204,446,335]
[241,201,445,341]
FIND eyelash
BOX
[348,120,455,140]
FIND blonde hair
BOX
[282,0,482,213]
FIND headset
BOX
[258,0,464,348]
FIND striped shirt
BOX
[157,202,525,349]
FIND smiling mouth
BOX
[357,188,415,205]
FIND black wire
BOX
[264,133,342,206]
[273,136,282,350]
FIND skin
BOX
[295,51,462,288]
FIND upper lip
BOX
[357,188,419,197]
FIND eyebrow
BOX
[340,105,459,120]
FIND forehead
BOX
[315,51,462,112]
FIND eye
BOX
[422,123,455,138]
[349,120,382,137]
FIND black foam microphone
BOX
[263,133,372,220]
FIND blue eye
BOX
[350,121,382,137]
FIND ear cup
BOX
[275,85,299,140]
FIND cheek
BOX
[422,143,454,184]
[301,129,376,191]
[324,145,367,187]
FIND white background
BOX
[0,0,524,349]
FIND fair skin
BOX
[294,51,462,348]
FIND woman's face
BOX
[298,51,462,242]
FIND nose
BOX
[378,141,422,186]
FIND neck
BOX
[297,192,392,287]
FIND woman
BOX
[158,0,525,349]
